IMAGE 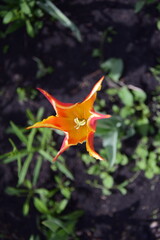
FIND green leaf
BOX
[96,116,121,137]
[8,139,22,173]
[29,235,34,240]
[42,218,69,233]
[32,156,42,186]
[35,188,51,198]
[37,0,82,42]
[134,0,145,13]
[118,86,134,106]
[24,179,32,189]
[132,88,147,102]
[39,149,52,162]
[33,197,49,214]
[5,187,27,196]
[0,150,28,164]
[20,1,31,15]
[56,199,68,214]
[56,161,74,180]
[118,187,127,195]
[33,57,54,79]
[88,165,100,175]
[92,48,102,57]
[5,21,24,35]
[3,11,14,24]
[27,128,37,151]
[26,19,35,37]
[23,200,30,216]
[102,188,111,195]
[102,130,118,167]
[61,188,71,199]
[18,153,33,185]
[62,210,83,221]
[36,107,44,121]
[101,58,124,82]
[157,20,160,30]
[40,128,52,149]
[145,170,154,179]
[42,219,59,232]
[29,235,40,240]
[26,108,36,122]
[102,175,114,189]
[10,121,28,145]
[136,118,149,136]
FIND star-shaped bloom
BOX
[27,77,111,161]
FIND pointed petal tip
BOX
[52,156,58,162]
[105,114,112,118]
[97,76,105,86]
[86,131,105,161]
[52,133,71,162]
[26,126,33,130]
[36,87,44,92]
[99,75,105,82]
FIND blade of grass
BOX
[10,121,28,145]
[42,218,69,233]
[0,150,28,163]
[8,139,22,175]
[36,107,44,121]
[39,149,53,162]
[27,128,37,151]
[32,156,42,186]
[40,128,52,149]
[37,0,82,42]
[56,161,74,180]
[18,153,33,186]
[26,108,36,122]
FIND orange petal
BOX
[37,88,76,115]
[86,131,104,160]
[68,125,87,145]
[26,116,63,130]
[83,76,104,103]
[53,133,72,161]
[87,112,111,132]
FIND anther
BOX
[74,117,86,129]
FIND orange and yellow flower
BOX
[27,76,111,161]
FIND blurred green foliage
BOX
[0,0,82,40]
[81,76,160,195]
[150,58,160,81]
[0,107,82,239]
[134,0,160,31]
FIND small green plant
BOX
[16,87,37,103]
[81,116,133,195]
[134,0,157,13]
[84,77,160,195]
[0,107,83,239]
[100,58,124,82]
[33,57,54,79]
[105,80,160,179]
[6,178,82,239]
[1,107,74,185]
[150,58,160,81]
[133,136,160,179]
[92,27,117,58]
[134,0,160,31]
[0,0,82,40]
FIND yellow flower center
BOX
[74,117,86,129]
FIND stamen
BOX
[74,117,86,129]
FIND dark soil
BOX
[0,0,160,239]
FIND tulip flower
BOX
[27,76,111,161]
